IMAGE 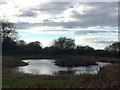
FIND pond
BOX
[16,59,110,76]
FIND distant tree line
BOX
[1,19,120,57]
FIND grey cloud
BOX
[19,10,38,17]
[24,2,118,28]
[50,0,119,2]
[96,40,115,44]
[74,30,118,35]
[0,1,7,5]
[83,36,117,46]
[15,22,39,29]
[70,2,118,28]
[16,2,118,30]
[40,19,117,28]
[17,2,73,17]
[15,22,118,35]
[35,2,73,14]
[42,30,69,32]
[15,22,75,30]
[42,2,117,16]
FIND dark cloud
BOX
[19,9,38,17]
[15,22,38,29]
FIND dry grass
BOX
[55,55,119,67]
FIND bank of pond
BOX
[16,59,111,76]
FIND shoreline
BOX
[2,54,119,67]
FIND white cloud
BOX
[74,35,118,49]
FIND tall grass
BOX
[55,55,119,67]
[2,56,28,67]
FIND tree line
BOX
[1,19,120,57]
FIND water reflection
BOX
[16,59,110,75]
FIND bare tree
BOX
[0,18,19,42]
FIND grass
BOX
[2,55,120,88]
[3,77,79,88]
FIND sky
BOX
[0,0,119,49]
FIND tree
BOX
[2,37,17,53]
[76,45,94,50]
[28,41,42,47]
[1,18,19,54]
[27,41,42,53]
[17,40,26,45]
[0,18,18,42]
[52,37,75,50]
[76,45,94,55]
[105,42,120,52]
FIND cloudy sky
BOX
[0,0,119,49]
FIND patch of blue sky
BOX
[17,30,73,42]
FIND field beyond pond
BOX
[2,55,120,88]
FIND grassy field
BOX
[2,55,120,88]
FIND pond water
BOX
[16,59,110,76]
